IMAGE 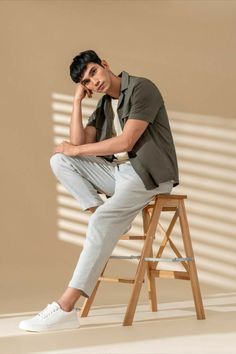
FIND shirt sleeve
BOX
[86,110,97,128]
[128,79,164,124]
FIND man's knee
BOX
[87,202,117,233]
[50,153,67,175]
[87,206,105,230]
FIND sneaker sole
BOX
[19,321,80,332]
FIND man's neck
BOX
[106,73,121,99]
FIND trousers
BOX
[50,153,173,298]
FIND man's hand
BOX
[74,83,93,103]
[54,141,79,156]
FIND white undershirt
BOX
[111,98,129,163]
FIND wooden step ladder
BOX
[80,194,206,326]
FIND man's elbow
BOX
[125,139,135,152]
[121,134,137,152]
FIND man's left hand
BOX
[54,141,78,156]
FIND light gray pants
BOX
[50,153,173,298]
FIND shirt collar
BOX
[118,70,129,92]
[104,71,129,110]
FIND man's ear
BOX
[101,60,109,70]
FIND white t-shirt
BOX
[111,98,129,163]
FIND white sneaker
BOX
[19,302,80,332]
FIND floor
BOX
[1,292,236,354]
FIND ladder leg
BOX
[178,200,205,320]
[123,202,162,326]
[80,262,108,317]
[144,206,158,312]
[123,254,148,326]
[146,249,158,311]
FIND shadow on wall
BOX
[51,93,236,291]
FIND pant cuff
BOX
[68,286,90,298]
[81,201,104,212]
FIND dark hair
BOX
[70,50,102,83]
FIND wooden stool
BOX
[80,194,206,326]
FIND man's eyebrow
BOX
[81,66,96,84]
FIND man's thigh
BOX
[112,162,173,205]
[92,162,170,224]
[55,154,117,197]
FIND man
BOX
[19,50,179,332]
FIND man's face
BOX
[80,60,111,93]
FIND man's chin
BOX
[101,82,108,94]
[98,90,107,95]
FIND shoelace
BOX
[37,304,59,319]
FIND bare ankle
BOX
[57,288,82,312]
[57,300,73,312]
[87,206,98,214]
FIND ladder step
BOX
[145,206,177,211]
[120,235,146,240]
[99,276,144,284]
[144,257,193,262]
[110,255,140,260]
[151,270,190,280]
[162,207,177,211]
[110,256,192,262]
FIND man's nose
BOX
[91,77,99,86]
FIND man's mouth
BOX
[98,82,104,91]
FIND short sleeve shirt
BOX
[86,71,179,190]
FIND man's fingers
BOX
[54,144,63,153]
[86,91,91,98]
[81,83,93,98]
[85,87,92,98]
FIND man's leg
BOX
[19,154,118,332]
[64,162,173,307]
[18,161,173,331]
[50,153,117,308]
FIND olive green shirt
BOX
[86,71,179,190]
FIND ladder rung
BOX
[99,276,144,284]
[120,235,146,240]
[110,256,192,262]
[151,270,190,280]
[162,207,177,211]
[144,257,193,262]
[110,255,140,260]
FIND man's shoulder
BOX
[128,74,160,94]
[129,74,155,86]
[128,74,162,101]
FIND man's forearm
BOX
[70,101,85,145]
[75,135,130,156]
[55,118,148,158]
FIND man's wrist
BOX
[74,145,81,156]
[73,98,82,106]
[74,144,88,156]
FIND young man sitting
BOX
[19,49,179,332]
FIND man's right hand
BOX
[74,83,93,103]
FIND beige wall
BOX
[1,0,236,314]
